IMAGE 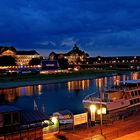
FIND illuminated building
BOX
[88,56,140,64]
[0,46,40,66]
[49,44,89,65]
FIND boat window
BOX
[130,100,133,105]
[127,92,131,98]
[4,113,11,126]
[138,90,140,95]
[137,98,140,103]
[131,91,135,97]
[135,91,138,96]
[13,112,20,124]
[104,94,108,101]
[134,99,137,104]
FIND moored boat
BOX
[82,79,140,121]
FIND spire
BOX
[73,43,79,50]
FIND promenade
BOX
[44,111,140,140]
[114,131,140,140]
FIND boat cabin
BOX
[103,90,123,102]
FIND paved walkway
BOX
[114,131,140,140]
[84,134,105,140]
[43,112,140,140]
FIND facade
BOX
[48,44,89,65]
[16,50,40,66]
[65,44,89,64]
[0,46,40,66]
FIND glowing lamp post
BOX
[97,107,107,115]
[90,105,96,126]
[97,107,107,135]
[51,116,58,124]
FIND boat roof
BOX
[120,79,140,84]
[20,110,49,125]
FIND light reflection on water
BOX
[0,72,139,115]
[67,80,90,92]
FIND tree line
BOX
[0,56,42,66]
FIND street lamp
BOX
[97,107,107,135]
[97,107,107,115]
[90,104,96,126]
[51,116,58,124]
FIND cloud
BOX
[61,37,77,47]
[0,0,140,56]
[36,41,56,46]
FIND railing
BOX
[124,86,140,91]
[83,92,97,100]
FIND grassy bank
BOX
[0,69,117,83]
[0,69,133,89]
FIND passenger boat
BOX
[82,79,140,120]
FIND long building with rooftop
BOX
[0,46,40,66]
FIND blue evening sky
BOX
[0,0,140,57]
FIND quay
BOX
[43,111,140,140]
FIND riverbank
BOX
[0,70,128,89]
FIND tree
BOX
[58,58,69,69]
[0,56,16,66]
[29,57,42,66]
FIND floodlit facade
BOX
[49,44,89,65]
[0,46,40,66]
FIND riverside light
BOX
[44,120,50,124]
[97,109,101,115]
[51,116,57,124]
[97,107,106,115]
[102,107,106,114]
[90,105,97,124]
[90,105,96,113]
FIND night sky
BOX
[0,0,140,57]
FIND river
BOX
[0,71,139,116]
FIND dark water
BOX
[0,72,140,115]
